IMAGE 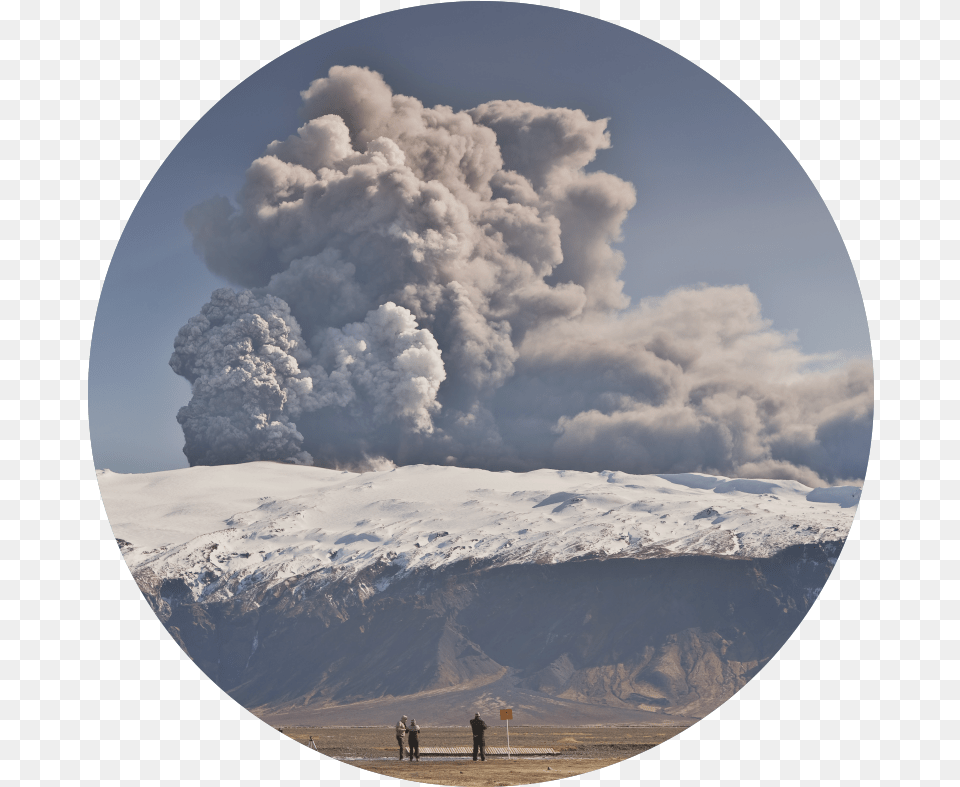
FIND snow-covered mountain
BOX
[100,462,857,723]
[102,461,857,602]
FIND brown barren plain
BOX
[277,725,688,787]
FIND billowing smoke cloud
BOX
[171,65,872,484]
[169,289,314,466]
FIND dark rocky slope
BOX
[135,541,840,724]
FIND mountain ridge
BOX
[100,462,854,724]
[101,462,856,604]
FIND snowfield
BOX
[99,462,858,603]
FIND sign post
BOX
[500,708,513,758]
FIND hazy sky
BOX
[89,3,871,478]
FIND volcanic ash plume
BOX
[171,65,872,483]
[169,288,314,466]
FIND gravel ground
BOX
[349,756,629,786]
[276,725,684,787]
[277,725,686,768]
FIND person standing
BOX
[469,712,487,761]
[395,715,408,760]
[407,719,421,761]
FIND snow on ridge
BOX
[100,462,858,602]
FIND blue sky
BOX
[89,2,871,474]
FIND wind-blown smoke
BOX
[171,65,872,484]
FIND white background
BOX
[6,1,955,785]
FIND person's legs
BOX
[472,737,479,760]
[479,739,486,761]
[397,735,404,760]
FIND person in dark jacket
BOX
[469,713,487,761]
[407,719,421,761]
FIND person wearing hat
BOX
[469,712,487,761]
[406,718,422,761]
[395,715,409,760]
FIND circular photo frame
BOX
[90,4,873,785]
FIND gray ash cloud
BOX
[170,66,872,484]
